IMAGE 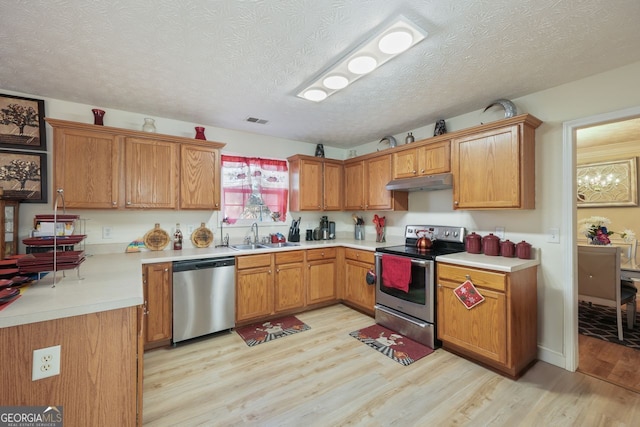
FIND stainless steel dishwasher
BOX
[172,256,235,344]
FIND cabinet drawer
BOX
[275,250,304,264]
[438,263,506,292]
[236,254,272,269]
[306,247,337,261]
[344,248,374,264]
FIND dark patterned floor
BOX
[578,301,640,349]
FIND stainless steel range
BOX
[374,225,466,349]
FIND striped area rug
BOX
[578,301,640,349]
[236,316,310,346]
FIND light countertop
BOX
[1,238,538,328]
[436,250,540,272]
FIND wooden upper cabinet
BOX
[451,115,541,210]
[365,154,408,211]
[322,160,343,210]
[287,155,343,211]
[52,125,120,208]
[46,118,225,210]
[180,143,221,210]
[343,160,365,211]
[392,140,450,179]
[125,137,179,209]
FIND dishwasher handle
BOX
[173,257,235,272]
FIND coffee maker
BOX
[320,216,329,240]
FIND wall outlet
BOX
[548,228,560,243]
[495,226,505,239]
[102,226,113,239]
[32,345,61,381]
[186,224,196,235]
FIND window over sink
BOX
[221,155,288,224]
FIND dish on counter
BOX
[0,287,20,304]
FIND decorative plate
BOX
[191,223,213,248]
[143,224,170,251]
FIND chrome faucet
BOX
[251,222,259,244]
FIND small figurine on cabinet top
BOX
[434,119,447,136]
[315,143,325,157]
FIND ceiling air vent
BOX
[245,116,269,125]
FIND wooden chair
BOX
[578,245,637,341]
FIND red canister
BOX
[482,233,501,256]
[465,232,482,254]
[501,240,515,258]
[516,240,532,259]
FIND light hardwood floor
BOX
[578,300,640,393]
[144,304,640,426]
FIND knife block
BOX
[288,229,300,242]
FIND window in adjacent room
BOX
[220,155,288,224]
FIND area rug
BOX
[349,324,434,366]
[236,316,310,346]
[578,301,640,349]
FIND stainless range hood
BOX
[385,173,453,192]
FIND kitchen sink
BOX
[229,244,264,251]
[229,242,301,251]
[260,242,301,248]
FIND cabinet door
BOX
[344,259,375,313]
[180,143,220,209]
[53,128,120,208]
[125,138,179,209]
[418,141,450,175]
[298,158,323,210]
[437,281,507,364]
[236,267,273,322]
[143,262,172,348]
[452,125,521,209]
[344,161,365,210]
[307,259,337,304]
[365,154,393,210]
[274,262,305,312]
[392,149,419,179]
[323,161,343,210]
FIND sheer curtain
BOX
[221,155,288,223]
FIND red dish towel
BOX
[381,255,412,293]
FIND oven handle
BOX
[374,252,431,268]
[375,304,429,328]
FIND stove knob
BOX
[453,231,459,237]
[444,230,450,237]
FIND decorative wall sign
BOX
[0,150,47,203]
[577,157,637,207]
[0,93,46,151]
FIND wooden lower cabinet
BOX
[236,252,305,323]
[274,251,306,312]
[142,262,172,350]
[306,247,337,305]
[437,263,537,378]
[343,248,375,315]
[0,307,140,426]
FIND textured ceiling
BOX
[1,0,640,148]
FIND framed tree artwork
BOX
[0,93,47,151]
[0,150,47,203]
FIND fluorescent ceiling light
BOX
[378,30,413,54]
[347,56,378,74]
[323,75,349,89]
[296,15,428,102]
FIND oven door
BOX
[374,252,435,323]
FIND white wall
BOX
[3,60,640,369]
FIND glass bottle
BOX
[173,223,183,250]
[142,118,156,132]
